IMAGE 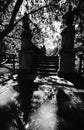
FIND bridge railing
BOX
[0,52,19,73]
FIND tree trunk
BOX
[0,0,23,42]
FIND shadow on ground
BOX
[58,72,84,89]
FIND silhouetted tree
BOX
[0,0,84,60]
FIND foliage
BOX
[0,0,84,57]
[0,0,23,57]
[26,0,84,53]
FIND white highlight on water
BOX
[29,102,58,130]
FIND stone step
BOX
[37,56,58,61]
[35,61,58,65]
[37,59,58,63]
[37,56,59,59]
[34,65,58,70]
[33,55,59,76]
[36,68,57,72]
[38,64,57,66]
[36,65,58,69]
[36,71,58,76]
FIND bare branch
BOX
[2,0,13,14]
[5,35,21,40]
[9,0,23,25]
[0,0,23,41]
[0,1,52,41]
[13,2,52,27]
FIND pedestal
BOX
[61,26,75,49]
[58,25,75,75]
[58,49,75,73]
[19,50,34,74]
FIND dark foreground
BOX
[0,72,84,130]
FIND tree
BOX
[0,0,84,58]
[0,0,24,62]
[26,0,84,54]
[0,0,24,40]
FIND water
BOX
[29,102,58,130]
[0,74,84,130]
[0,79,19,107]
[29,75,84,130]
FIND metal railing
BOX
[0,52,19,73]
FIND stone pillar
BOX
[19,13,34,74]
[58,26,75,75]
[58,3,76,75]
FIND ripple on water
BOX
[29,102,58,130]
[0,79,19,107]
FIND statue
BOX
[61,3,76,49]
[21,12,33,50]
[62,4,74,26]
[58,3,76,75]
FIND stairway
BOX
[33,55,59,76]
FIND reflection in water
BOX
[0,79,19,107]
[0,74,84,130]
[29,102,58,130]
[28,75,84,130]
[0,76,19,130]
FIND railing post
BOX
[13,54,15,73]
[78,54,83,74]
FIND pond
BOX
[0,73,84,130]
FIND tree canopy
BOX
[0,0,84,56]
